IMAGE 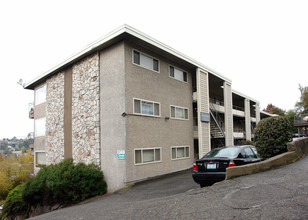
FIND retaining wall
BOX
[225,138,308,180]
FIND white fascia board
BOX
[24,24,232,89]
[232,89,259,104]
[124,25,232,83]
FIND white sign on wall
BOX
[117,150,125,159]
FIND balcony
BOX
[294,115,308,127]
[29,102,34,119]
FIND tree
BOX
[285,110,297,133]
[295,84,308,116]
[0,150,33,200]
[264,104,285,116]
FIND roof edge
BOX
[25,24,232,89]
[232,89,259,104]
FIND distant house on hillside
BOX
[24,25,274,192]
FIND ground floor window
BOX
[35,151,47,167]
[171,146,190,160]
[135,148,161,165]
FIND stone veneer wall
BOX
[72,53,100,165]
[46,72,65,165]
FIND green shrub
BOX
[22,165,54,206]
[23,158,107,207]
[254,116,292,158]
[1,184,30,219]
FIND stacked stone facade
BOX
[72,53,100,165]
[46,72,65,164]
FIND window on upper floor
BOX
[35,84,46,105]
[171,146,190,160]
[170,105,189,120]
[135,148,161,165]
[35,117,46,137]
[133,50,159,72]
[134,98,160,117]
[169,66,187,82]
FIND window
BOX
[134,98,160,117]
[169,66,187,82]
[135,148,161,164]
[171,106,189,120]
[133,50,159,72]
[35,117,46,137]
[35,84,46,105]
[35,151,47,166]
[172,146,190,160]
[243,147,256,158]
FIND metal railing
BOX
[209,102,225,138]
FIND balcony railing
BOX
[29,102,34,119]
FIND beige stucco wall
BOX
[33,83,47,174]
[124,42,194,183]
[100,42,127,192]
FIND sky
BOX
[0,0,307,139]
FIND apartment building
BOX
[25,25,269,192]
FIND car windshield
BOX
[202,147,239,159]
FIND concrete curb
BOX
[225,138,308,180]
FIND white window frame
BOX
[35,117,46,137]
[171,146,190,160]
[169,65,188,83]
[170,105,189,120]
[35,151,47,167]
[132,49,160,73]
[134,147,162,165]
[133,98,161,117]
[35,84,47,105]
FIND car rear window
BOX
[202,147,239,158]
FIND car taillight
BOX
[228,161,236,167]
[193,162,198,171]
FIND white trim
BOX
[232,89,259,104]
[170,105,189,120]
[169,65,188,83]
[171,146,190,160]
[133,98,161,117]
[132,49,160,73]
[134,147,162,165]
[24,24,232,89]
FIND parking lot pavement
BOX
[114,169,199,201]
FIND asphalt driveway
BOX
[30,169,199,219]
